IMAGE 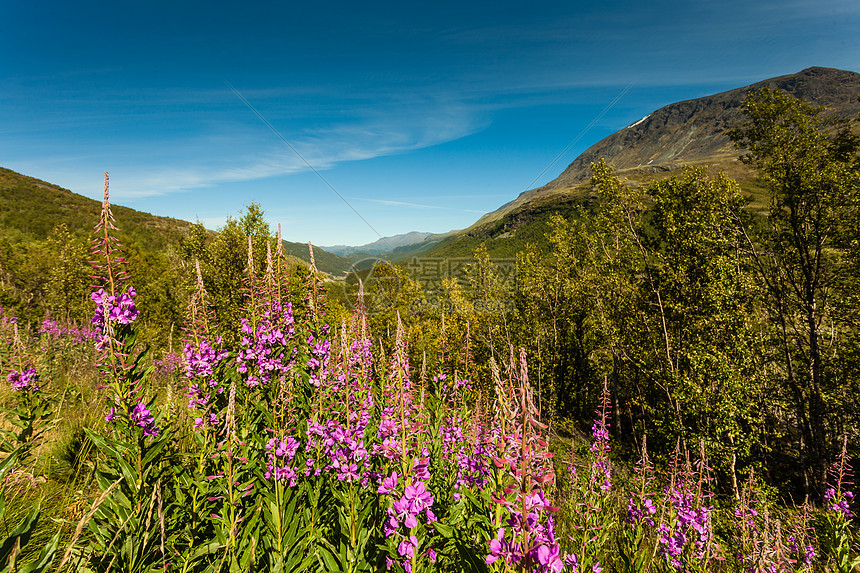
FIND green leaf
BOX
[432,521,455,538]
[141,435,171,466]
[268,500,282,535]
[0,449,16,483]
[0,507,39,565]
[190,542,221,560]
[18,531,59,573]
[317,542,342,572]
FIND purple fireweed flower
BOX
[183,338,227,380]
[627,496,657,527]
[91,287,139,327]
[391,499,418,529]
[7,368,38,392]
[536,543,564,572]
[454,377,473,391]
[378,471,398,494]
[644,498,656,514]
[412,457,431,481]
[265,435,302,485]
[591,422,610,450]
[39,319,98,344]
[384,511,399,538]
[403,481,434,514]
[129,401,159,438]
[306,411,372,483]
[832,499,852,517]
[193,413,220,430]
[658,480,712,570]
[734,506,758,529]
[397,535,418,559]
[336,462,359,482]
[40,319,59,338]
[385,478,436,535]
[787,535,815,565]
[487,528,515,565]
[591,458,612,493]
[235,302,298,387]
[91,287,139,351]
[658,523,687,557]
[488,486,560,570]
[823,486,854,517]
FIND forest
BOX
[0,87,858,572]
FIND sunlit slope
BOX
[422,67,860,259]
[0,167,353,276]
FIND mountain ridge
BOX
[449,66,860,247]
[322,231,435,257]
[551,66,860,187]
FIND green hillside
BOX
[0,167,352,346]
[0,168,194,250]
[0,168,351,275]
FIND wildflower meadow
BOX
[1,174,858,572]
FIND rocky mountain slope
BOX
[463,67,860,235]
[553,66,860,186]
[432,67,860,254]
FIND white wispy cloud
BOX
[88,97,488,199]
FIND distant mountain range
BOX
[322,232,436,257]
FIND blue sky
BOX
[2,0,859,245]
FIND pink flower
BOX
[537,543,564,572]
[378,471,398,494]
[7,368,38,392]
[397,535,418,559]
[486,528,508,565]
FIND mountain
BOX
[281,242,353,275]
[427,67,860,257]
[549,66,860,188]
[0,167,352,276]
[322,231,436,257]
[0,167,195,251]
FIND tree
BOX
[515,214,604,421]
[44,224,92,322]
[180,203,274,337]
[588,162,767,488]
[729,87,860,497]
